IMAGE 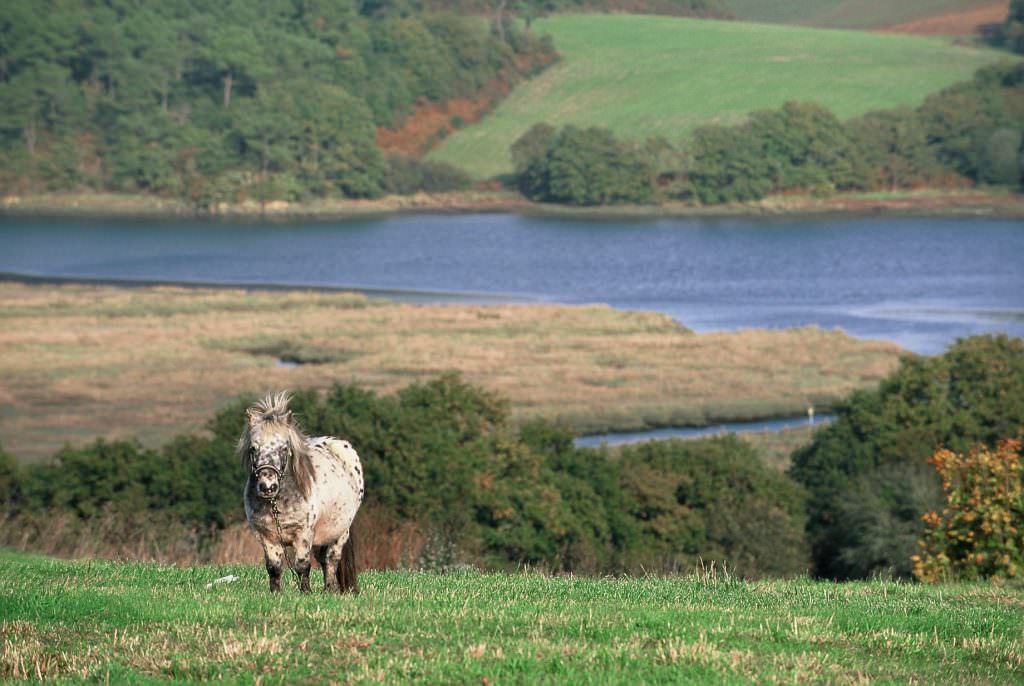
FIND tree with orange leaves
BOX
[913,439,1023,583]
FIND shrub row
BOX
[512,63,1024,206]
[1,374,809,578]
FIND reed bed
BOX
[0,282,902,460]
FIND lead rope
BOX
[269,496,300,588]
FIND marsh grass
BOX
[1,549,1021,684]
[0,282,902,460]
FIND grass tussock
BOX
[0,549,1021,684]
[0,282,903,460]
[0,504,430,572]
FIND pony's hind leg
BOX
[323,531,358,594]
[322,537,344,593]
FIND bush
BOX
[512,125,655,205]
[913,440,1024,582]
[384,155,473,194]
[832,461,944,579]
[791,335,1024,579]
[684,102,863,203]
[1000,0,1024,54]
[0,445,20,516]
[617,435,811,578]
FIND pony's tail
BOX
[338,534,359,594]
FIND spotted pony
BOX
[240,392,364,593]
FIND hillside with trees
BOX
[2,5,1021,210]
[0,0,555,206]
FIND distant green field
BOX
[2,550,1022,683]
[724,0,998,29]
[429,15,1009,179]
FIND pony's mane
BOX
[238,391,315,498]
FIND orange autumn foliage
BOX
[913,439,1023,583]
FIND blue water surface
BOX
[2,213,1022,354]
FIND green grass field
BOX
[1,550,1022,683]
[429,15,1010,179]
[724,0,998,29]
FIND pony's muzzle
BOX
[255,466,281,499]
[257,480,279,498]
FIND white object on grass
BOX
[205,575,240,589]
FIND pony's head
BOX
[239,391,314,499]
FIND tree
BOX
[686,122,772,203]
[515,125,655,205]
[979,128,1023,186]
[918,81,1010,181]
[913,440,1024,582]
[203,24,266,109]
[1003,0,1024,54]
[847,108,944,190]
[0,64,78,159]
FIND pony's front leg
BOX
[293,531,314,593]
[262,540,287,593]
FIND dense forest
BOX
[0,0,556,204]
[2,335,1022,580]
[514,62,1024,205]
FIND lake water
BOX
[575,414,834,448]
[2,213,1022,355]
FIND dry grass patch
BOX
[0,282,903,460]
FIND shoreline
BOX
[0,271,538,304]
[3,188,1024,220]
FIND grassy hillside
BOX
[428,14,1009,179]
[724,0,1001,29]
[1,550,1022,683]
[0,282,901,461]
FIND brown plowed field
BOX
[880,0,1008,36]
